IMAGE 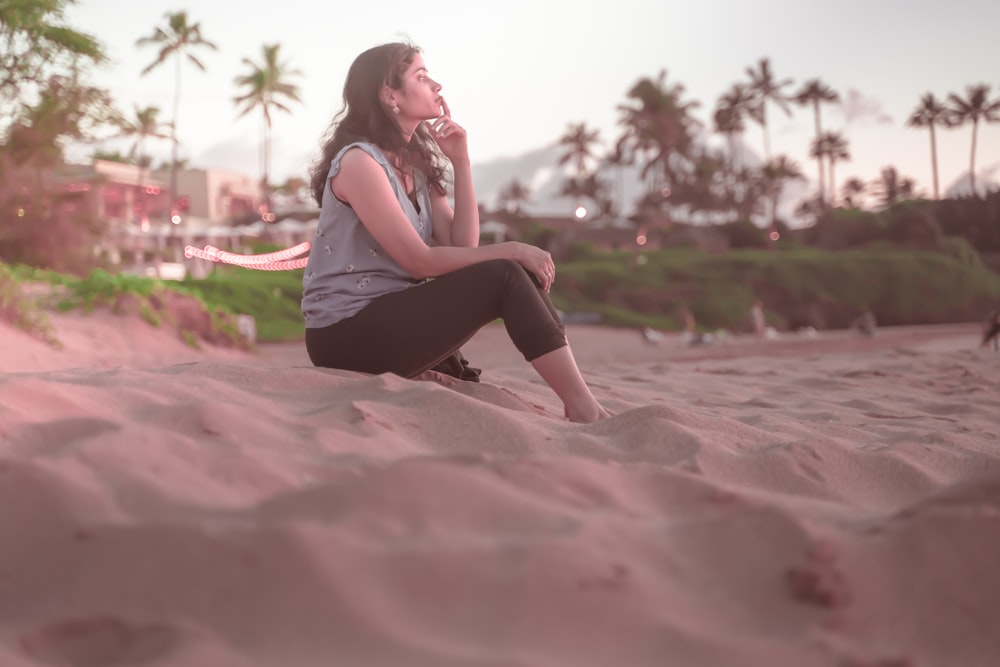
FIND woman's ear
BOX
[380,85,396,109]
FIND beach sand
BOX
[1,312,998,666]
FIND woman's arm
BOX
[332,148,554,289]
[430,159,479,248]
[427,98,479,248]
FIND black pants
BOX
[305,259,567,377]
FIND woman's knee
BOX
[471,258,525,281]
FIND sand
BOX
[1,311,998,667]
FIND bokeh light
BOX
[184,242,311,271]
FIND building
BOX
[55,159,171,230]
[50,159,267,271]
[56,159,261,231]
[175,168,260,225]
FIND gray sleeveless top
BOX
[301,142,432,328]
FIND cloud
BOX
[944,161,1000,198]
[194,135,259,176]
[834,89,894,126]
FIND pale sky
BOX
[65,0,1000,200]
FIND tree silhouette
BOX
[560,172,614,220]
[793,78,839,205]
[615,70,700,190]
[761,155,805,231]
[496,178,532,215]
[233,43,303,215]
[713,83,753,171]
[947,84,1000,197]
[871,166,916,207]
[744,58,793,161]
[810,131,850,206]
[906,93,955,199]
[111,105,171,223]
[840,177,867,209]
[557,122,602,180]
[136,11,217,219]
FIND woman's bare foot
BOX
[565,402,614,424]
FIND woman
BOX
[303,42,611,423]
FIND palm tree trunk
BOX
[969,119,979,197]
[929,122,939,200]
[813,101,825,205]
[828,159,837,207]
[264,117,272,213]
[170,54,182,221]
[762,105,771,160]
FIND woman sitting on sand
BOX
[301,42,611,423]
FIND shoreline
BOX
[253,320,988,371]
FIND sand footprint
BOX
[19,616,180,667]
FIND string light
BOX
[184,242,310,271]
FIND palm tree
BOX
[871,166,916,207]
[560,172,614,220]
[947,84,1000,197]
[811,131,850,206]
[906,93,954,199]
[496,178,532,215]
[841,177,867,209]
[603,144,629,220]
[557,122,602,179]
[615,69,701,192]
[793,78,839,205]
[761,155,804,231]
[136,11,217,219]
[744,57,793,160]
[233,43,303,215]
[713,83,753,170]
[112,104,171,223]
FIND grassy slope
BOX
[6,246,999,343]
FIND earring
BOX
[392,104,400,115]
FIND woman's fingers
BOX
[538,263,555,292]
[431,117,464,139]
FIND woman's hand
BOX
[509,242,556,293]
[427,98,469,163]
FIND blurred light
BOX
[183,242,310,271]
[171,214,182,225]
[143,186,160,194]
[769,231,781,241]
[262,212,276,222]
[574,206,587,220]
[636,234,647,246]
[140,218,150,232]
[17,208,25,217]
[661,187,671,198]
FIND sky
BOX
[64,0,1000,202]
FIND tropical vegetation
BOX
[2,0,999,341]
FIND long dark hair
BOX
[309,42,448,205]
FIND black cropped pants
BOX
[305,259,567,378]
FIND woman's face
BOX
[393,53,443,121]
